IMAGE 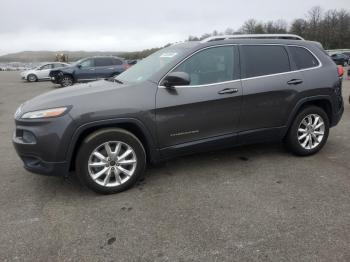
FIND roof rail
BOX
[200,34,305,43]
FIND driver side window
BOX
[80,59,94,68]
[171,46,236,86]
[40,64,53,70]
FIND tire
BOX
[60,75,74,87]
[285,106,329,156]
[76,128,146,194]
[27,74,38,82]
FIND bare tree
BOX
[185,6,350,49]
[264,19,287,33]
[224,28,235,35]
[240,19,261,34]
[290,19,307,37]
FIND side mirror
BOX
[77,64,82,69]
[162,72,190,88]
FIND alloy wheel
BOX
[88,141,137,187]
[61,77,73,87]
[28,75,36,82]
[297,114,325,150]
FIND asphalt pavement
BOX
[0,71,350,261]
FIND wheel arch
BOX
[27,73,38,81]
[284,96,333,137]
[67,118,159,172]
[61,73,75,81]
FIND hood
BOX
[20,80,127,113]
[21,69,34,76]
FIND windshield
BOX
[116,45,189,83]
[71,58,85,66]
[33,63,45,70]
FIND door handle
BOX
[218,88,238,94]
[89,68,95,71]
[287,79,303,85]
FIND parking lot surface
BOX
[0,71,350,261]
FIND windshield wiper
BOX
[114,78,123,84]
[105,77,123,84]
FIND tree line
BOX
[127,6,350,60]
[187,6,350,50]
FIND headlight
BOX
[14,104,23,119]
[21,107,68,119]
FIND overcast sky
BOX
[0,0,348,55]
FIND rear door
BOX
[112,58,127,75]
[239,44,304,138]
[94,57,115,78]
[156,45,242,149]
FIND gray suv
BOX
[50,56,130,87]
[13,34,344,194]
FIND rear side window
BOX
[54,63,66,68]
[94,58,113,67]
[289,46,319,69]
[112,58,123,65]
[241,45,290,78]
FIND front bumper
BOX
[12,114,75,177]
[13,151,68,176]
[50,76,58,83]
[331,103,344,127]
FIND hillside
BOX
[0,50,127,62]
[0,45,165,62]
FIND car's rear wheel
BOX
[76,128,146,194]
[60,75,74,87]
[27,74,37,82]
[285,106,329,156]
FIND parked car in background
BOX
[20,62,69,82]
[49,56,130,87]
[331,53,350,66]
[13,34,344,194]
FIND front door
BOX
[36,64,53,79]
[75,58,96,81]
[156,45,242,150]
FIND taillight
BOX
[338,65,344,77]
[123,64,130,70]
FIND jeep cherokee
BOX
[13,34,344,194]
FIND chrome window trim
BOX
[158,44,322,88]
[158,44,238,88]
[160,79,242,89]
[287,44,322,71]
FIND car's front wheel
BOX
[27,74,38,82]
[285,106,329,156]
[60,75,74,87]
[76,128,146,194]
